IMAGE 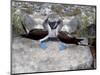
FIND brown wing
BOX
[20,29,48,40]
[58,31,83,45]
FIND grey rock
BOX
[12,37,93,73]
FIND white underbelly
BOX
[49,29,57,38]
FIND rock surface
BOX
[12,37,93,74]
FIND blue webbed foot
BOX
[39,42,47,49]
[59,42,67,51]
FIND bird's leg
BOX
[56,26,68,51]
[39,35,49,42]
[55,28,59,37]
[39,35,49,49]
[39,24,52,49]
[26,28,30,34]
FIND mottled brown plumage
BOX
[21,29,48,40]
[58,31,83,45]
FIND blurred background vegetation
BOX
[11,9,24,36]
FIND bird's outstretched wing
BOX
[21,13,38,34]
[62,16,81,36]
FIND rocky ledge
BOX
[12,37,93,74]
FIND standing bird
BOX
[37,13,83,50]
[38,13,64,49]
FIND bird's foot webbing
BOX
[59,42,68,51]
[39,41,47,49]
